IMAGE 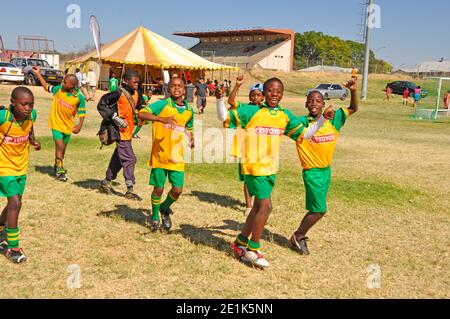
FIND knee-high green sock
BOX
[235,234,249,247]
[151,195,162,221]
[6,227,19,249]
[160,191,178,211]
[248,240,261,252]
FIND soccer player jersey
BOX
[46,85,86,134]
[224,102,306,176]
[296,108,350,170]
[140,98,194,172]
[0,107,37,176]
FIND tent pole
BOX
[120,63,125,83]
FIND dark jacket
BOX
[97,86,146,144]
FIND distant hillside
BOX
[294,31,393,73]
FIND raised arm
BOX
[215,86,228,122]
[227,75,245,107]
[32,67,50,90]
[344,78,359,115]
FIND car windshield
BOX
[316,84,331,89]
[27,59,51,67]
[0,62,15,67]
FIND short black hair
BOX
[307,90,324,100]
[263,77,284,93]
[123,70,140,81]
[76,68,80,72]
[65,74,79,85]
[11,86,34,100]
[169,77,185,86]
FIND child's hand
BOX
[343,78,358,92]
[72,125,82,134]
[32,66,41,75]
[31,140,41,151]
[323,105,335,120]
[236,75,245,86]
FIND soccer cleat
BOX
[55,167,68,182]
[290,235,310,255]
[231,242,247,259]
[160,208,174,231]
[241,250,270,269]
[125,191,143,201]
[6,248,27,264]
[150,220,160,233]
[0,240,8,255]
[99,181,112,194]
[56,173,68,182]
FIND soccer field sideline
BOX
[0,71,449,298]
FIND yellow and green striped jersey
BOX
[46,84,86,134]
[140,98,194,172]
[225,102,307,176]
[296,108,350,170]
[0,107,37,176]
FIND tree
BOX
[294,31,392,73]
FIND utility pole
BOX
[361,0,373,100]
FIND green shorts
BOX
[303,167,331,213]
[0,175,27,198]
[238,162,245,182]
[52,129,71,144]
[150,168,185,189]
[245,175,276,200]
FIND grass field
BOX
[0,71,449,298]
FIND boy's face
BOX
[11,93,34,119]
[169,78,186,99]
[124,76,140,91]
[249,90,264,105]
[62,75,77,93]
[306,91,325,117]
[264,81,284,107]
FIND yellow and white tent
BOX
[67,26,236,70]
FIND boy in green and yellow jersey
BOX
[32,66,86,182]
[290,78,359,256]
[0,87,41,263]
[138,77,195,233]
[216,77,333,269]
[226,75,264,216]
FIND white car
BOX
[307,84,348,101]
[0,62,25,84]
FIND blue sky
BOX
[1,0,448,68]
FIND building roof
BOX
[398,60,450,73]
[173,28,294,38]
[67,26,237,71]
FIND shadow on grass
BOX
[34,165,54,178]
[174,219,291,254]
[73,179,125,197]
[97,204,149,227]
[187,191,244,210]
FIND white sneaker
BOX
[241,250,270,269]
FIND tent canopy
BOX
[68,26,237,71]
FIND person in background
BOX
[443,90,450,109]
[193,78,209,114]
[109,72,119,92]
[86,68,97,101]
[413,86,422,108]
[403,88,410,106]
